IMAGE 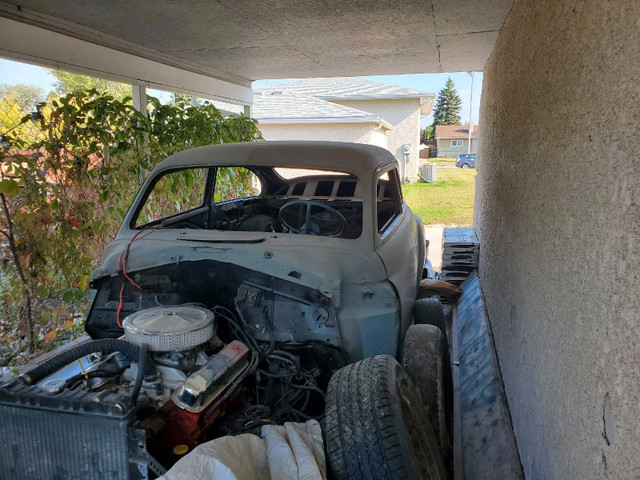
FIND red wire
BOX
[116,284,125,328]
[115,228,156,329]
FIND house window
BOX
[451,140,463,147]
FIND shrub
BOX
[0,90,261,366]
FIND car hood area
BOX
[92,229,388,307]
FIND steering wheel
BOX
[278,200,347,237]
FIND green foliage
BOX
[431,78,462,128]
[49,70,131,99]
[0,90,262,366]
[214,167,260,202]
[0,84,45,110]
[421,126,435,145]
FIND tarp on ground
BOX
[159,420,326,480]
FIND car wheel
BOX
[413,297,446,334]
[325,355,447,480]
[402,325,451,457]
[461,163,470,169]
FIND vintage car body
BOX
[0,142,435,480]
[88,141,425,362]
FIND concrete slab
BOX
[424,225,444,270]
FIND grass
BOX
[424,156,457,166]
[402,168,477,226]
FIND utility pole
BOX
[467,71,474,154]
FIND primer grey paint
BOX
[98,142,425,362]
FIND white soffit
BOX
[0,16,252,106]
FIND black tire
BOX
[402,325,450,456]
[461,163,470,169]
[413,297,446,334]
[325,355,446,480]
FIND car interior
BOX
[133,166,376,239]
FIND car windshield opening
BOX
[134,166,363,239]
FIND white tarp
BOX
[159,420,326,480]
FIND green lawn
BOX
[402,168,476,226]
[425,156,457,166]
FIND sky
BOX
[1,58,483,128]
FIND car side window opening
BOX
[377,168,403,235]
[214,167,262,203]
[136,168,209,227]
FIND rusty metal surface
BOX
[456,272,523,479]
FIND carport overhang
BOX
[0,0,512,95]
[0,16,253,108]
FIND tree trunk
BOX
[0,192,35,351]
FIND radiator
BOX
[0,381,147,480]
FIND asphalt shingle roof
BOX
[435,124,479,139]
[260,77,434,100]
[253,90,391,128]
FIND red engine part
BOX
[158,341,250,454]
[160,384,245,450]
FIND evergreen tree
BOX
[431,78,462,127]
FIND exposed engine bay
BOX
[0,279,340,479]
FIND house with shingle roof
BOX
[253,77,434,182]
[435,124,479,157]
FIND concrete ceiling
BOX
[0,0,511,84]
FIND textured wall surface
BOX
[258,122,387,150]
[333,99,421,182]
[474,0,640,478]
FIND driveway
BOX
[424,225,444,270]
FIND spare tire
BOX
[325,355,447,480]
[402,324,450,456]
[413,297,446,334]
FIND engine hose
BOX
[20,339,156,399]
[131,343,147,404]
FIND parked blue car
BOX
[456,153,477,169]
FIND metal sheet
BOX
[456,272,524,479]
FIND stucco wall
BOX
[258,122,388,151]
[436,137,478,157]
[333,99,421,182]
[474,0,640,479]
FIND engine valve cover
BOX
[173,340,249,413]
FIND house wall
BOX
[436,137,478,157]
[474,0,640,479]
[332,99,421,182]
[257,122,388,150]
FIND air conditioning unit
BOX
[421,162,437,183]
